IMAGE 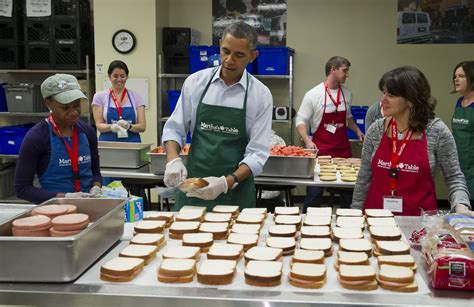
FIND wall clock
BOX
[112,29,136,54]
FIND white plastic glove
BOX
[186,176,228,200]
[117,119,131,130]
[455,204,474,217]
[65,192,92,198]
[89,186,102,197]
[110,123,121,132]
[164,157,188,188]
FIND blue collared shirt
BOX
[162,66,273,176]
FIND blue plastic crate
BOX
[0,124,34,154]
[189,45,219,73]
[167,90,181,116]
[203,53,256,74]
[347,106,369,139]
[256,46,294,75]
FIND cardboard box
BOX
[125,196,143,222]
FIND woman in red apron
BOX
[352,66,471,216]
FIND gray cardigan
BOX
[352,117,471,210]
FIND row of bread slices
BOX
[11,204,90,237]
[317,156,361,182]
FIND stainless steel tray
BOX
[0,198,126,282]
[260,155,316,178]
[0,203,36,224]
[148,152,188,175]
[98,141,151,169]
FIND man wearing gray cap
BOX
[14,74,102,204]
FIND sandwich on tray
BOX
[162,246,201,261]
[274,215,302,230]
[300,226,331,238]
[207,242,243,261]
[332,226,364,242]
[231,223,261,235]
[303,215,332,227]
[212,205,240,218]
[376,264,418,292]
[373,240,410,256]
[289,263,327,289]
[339,238,373,256]
[179,205,207,214]
[199,222,229,240]
[226,233,259,251]
[338,264,378,291]
[366,217,397,227]
[119,244,159,265]
[130,233,166,248]
[268,224,297,237]
[291,249,325,265]
[377,254,417,270]
[274,206,300,216]
[244,246,283,264]
[244,260,283,287]
[241,207,268,217]
[266,236,297,256]
[235,214,265,225]
[364,209,394,218]
[306,207,332,216]
[336,208,363,217]
[203,212,232,223]
[182,232,214,253]
[100,257,145,282]
[168,221,200,240]
[369,226,402,241]
[299,238,333,257]
[175,210,204,222]
[334,250,369,271]
[196,259,237,285]
[133,220,166,234]
[336,216,365,229]
[157,258,197,283]
[143,212,174,227]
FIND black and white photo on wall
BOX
[212,0,287,46]
[397,0,474,44]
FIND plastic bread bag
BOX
[421,226,473,290]
[408,209,449,247]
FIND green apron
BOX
[452,103,474,201]
[175,69,256,210]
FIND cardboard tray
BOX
[0,198,126,282]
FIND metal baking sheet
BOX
[0,198,126,282]
[260,155,316,178]
[99,141,151,169]
[148,153,188,175]
[0,203,36,225]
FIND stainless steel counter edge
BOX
[0,217,471,307]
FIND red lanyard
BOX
[109,88,127,119]
[389,118,413,194]
[324,82,341,110]
[48,115,81,192]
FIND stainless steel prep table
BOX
[101,165,355,188]
[0,216,471,307]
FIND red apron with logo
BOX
[312,85,352,158]
[364,130,437,216]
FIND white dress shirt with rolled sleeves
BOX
[162,66,273,176]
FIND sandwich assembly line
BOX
[0,1,473,306]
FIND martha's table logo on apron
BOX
[452,118,469,125]
[200,121,239,135]
[58,155,91,166]
[377,159,420,173]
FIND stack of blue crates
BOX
[0,123,34,154]
[189,45,220,73]
[256,46,294,75]
[347,106,369,139]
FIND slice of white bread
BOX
[299,238,332,254]
[377,264,418,292]
[306,207,332,216]
[268,224,297,237]
[336,216,365,228]
[377,255,416,268]
[241,208,268,215]
[289,263,327,289]
[374,240,410,256]
[367,217,397,227]
[119,244,158,264]
[158,258,196,283]
[227,233,259,250]
[236,214,265,224]
[212,205,239,215]
[300,226,331,238]
[143,212,174,222]
[197,259,237,285]
[101,256,145,277]
[199,222,229,240]
[274,215,302,227]
[207,242,243,260]
[336,208,363,217]
[292,249,325,264]
[338,264,377,291]
[182,232,213,250]
[179,205,207,214]
[244,246,283,263]
[266,236,296,255]
[369,226,402,241]
[274,206,300,215]
[169,221,201,233]
[339,238,373,255]
[303,215,332,226]
[245,260,282,287]
[332,227,364,241]
[133,220,166,234]
[231,223,261,235]
[203,213,232,223]
[364,209,394,218]
[130,233,165,246]
[337,251,369,265]
[162,246,200,260]
[176,210,203,222]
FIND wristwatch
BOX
[229,173,239,190]
[127,124,132,131]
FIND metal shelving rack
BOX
[157,53,294,145]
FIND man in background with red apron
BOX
[296,56,364,212]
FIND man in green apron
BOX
[162,21,273,211]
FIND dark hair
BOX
[221,21,258,51]
[378,66,436,132]
[108,60,129,76]
[452,61,474,93]
[325,56,351,76]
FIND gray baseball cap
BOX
[40,74,88,104]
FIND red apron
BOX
[364,130,437,216]
[312,84,351,158]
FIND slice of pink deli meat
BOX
[32,205,69,218]
[52,213,90,231]
[12,215,52,230]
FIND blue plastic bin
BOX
[246,60,257,74]
[202,53,257,75]
[346,106,369,139]
[256,46,294,75]
[167,90,181,116]
[0,124,34,154]
[189,45,220,73]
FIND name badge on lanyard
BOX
[326,124,337,134]
[109,88,129,138]
[383,118,413,213]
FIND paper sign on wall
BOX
[0,0,13,17]
[26,0,51,17]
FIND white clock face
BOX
[113,30,136,53]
